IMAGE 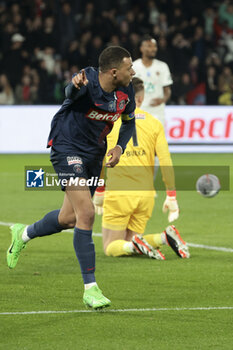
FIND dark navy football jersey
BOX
[47,67,135,160]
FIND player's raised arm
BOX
[65,69,89,100]
[72,69,89,89]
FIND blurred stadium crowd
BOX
[0,0,233,105]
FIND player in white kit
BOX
[133,35,173,125]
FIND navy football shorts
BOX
[50,148,103,196]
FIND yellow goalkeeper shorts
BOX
[102,194,154,234]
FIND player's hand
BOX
[106,145,122,168]
[72,69,89,90]
[162,190,179,222]
[150,98,164,107]
[93,186,105,215]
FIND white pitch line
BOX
[0,306,233,316]
[1,220,232,251]
[187,243,233,253]
[0,221,15,227]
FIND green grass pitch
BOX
[0,153,232,350]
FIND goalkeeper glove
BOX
[162,190,179,223]
[93,185,105,215]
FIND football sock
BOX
[27,210,64,239]
[161,232,167,245]
[124,241,135,253]
[73,227,96,284]
[143,233,163,248]
[84,282,97,290]
[106,240,134,257]
[22,226,31,243]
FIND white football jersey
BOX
[133,58,173,124]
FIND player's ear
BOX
[111,68,117,79]
[138,95,143,104]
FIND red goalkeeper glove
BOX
[162,190,179,222]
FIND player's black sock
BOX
[73,227,96,284]
[27,209,64,238]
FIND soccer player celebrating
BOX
[7,46,136,309]
[133,35,173,125]
[94,77,190,259]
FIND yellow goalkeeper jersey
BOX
[105,107,175,196]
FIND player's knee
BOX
[79,206,95,227]
[59,214,76,228]
[63,220,76,229]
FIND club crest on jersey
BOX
[67,156,83,165]
[73,164,83,174]
[118,100,125,110]
[108,100,116,112]
[86,109,120,122]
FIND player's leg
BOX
[140,190,190,258]
[102,227,136,256]
[66,183,110,309]
[58,193,76,228]
[127,195,190,259]
[7,193,76,269]
[103,227,161,258]
[7,151,91,269]
[144,226,190,258]
[103,225,164,259]
[102,195,138,257]
[126,196,165,260]
[102,195,163,259]
[125,228,165,260]
[26,193,76,238]
[142,233,164,249]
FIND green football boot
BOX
[7,224,26,269]
[83,285,111,309]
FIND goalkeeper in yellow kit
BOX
[94,77,190,259]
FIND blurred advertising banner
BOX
[0,105,232,153]
[165,106,233,153]
[0,105,56,153]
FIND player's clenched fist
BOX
[72,69,89,90]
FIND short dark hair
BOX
[140,35,157,46]
[132,77,144,94]
[99,46,131,72]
